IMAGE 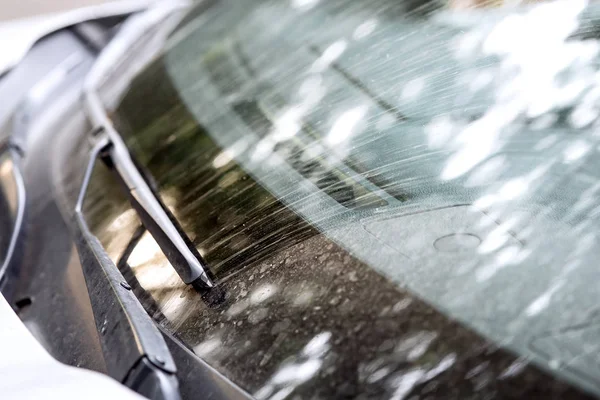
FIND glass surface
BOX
[88,0,600,398]
[83,157,142,265]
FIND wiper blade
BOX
[99,139,214,289]
[81,1,213,291]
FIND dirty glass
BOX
[88,0,600,398]
[82,156,142,265]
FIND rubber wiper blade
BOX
[100,139,214,289]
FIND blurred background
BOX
[0,0,110,21]
[0,0,549,21]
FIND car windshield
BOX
[85,0,600,398]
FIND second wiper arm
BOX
[102,138,214,289]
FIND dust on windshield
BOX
[84,0,600,398]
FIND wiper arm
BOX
[81,0,214,291]
[99,138,214,290]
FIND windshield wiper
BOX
[82,0,214,292]
[99,138,214,290]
